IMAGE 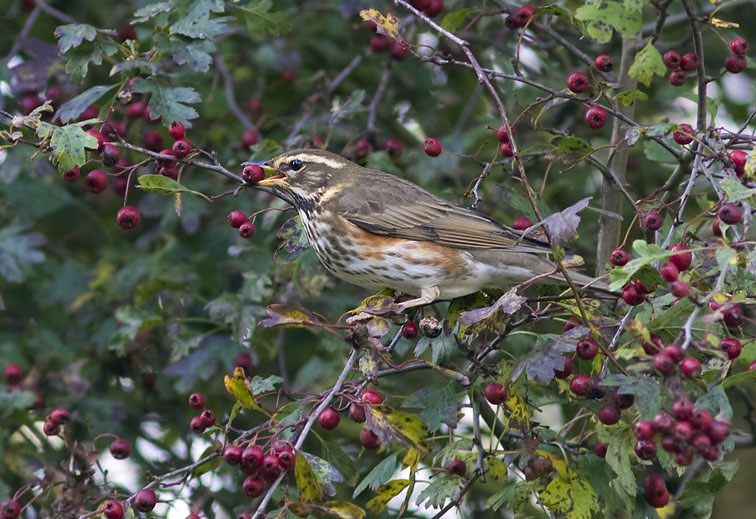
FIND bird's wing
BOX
[336,170,551,254]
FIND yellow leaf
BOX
[223,367,262,411]
[370,405,433,455]
[711,17,738,27]
[347,292,399,316]
[366,479,410,514]
[657,501,676,516]
[295,452,323,502]
[504,392,530,432]
[323,501,366,519]
[745,149,756,180]
[486,457,508,480]
[174,192,182,216]
[536,449,567,476]
[539,471,599,519]
[259,304,323,328]
[402,448,420,470]
[288,502,313,517]
[359,8,401,40]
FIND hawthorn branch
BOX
[681,0,707,132]
[214,53,256,130]
[367,65,391,131]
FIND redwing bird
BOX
[246,149,605,311]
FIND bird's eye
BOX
[289,159,304,171]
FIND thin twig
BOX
[214,54,255,130]
[367,66,391,131]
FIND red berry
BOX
[172,138,191,158]
[725,55,747,74]
[664,343,685,362]
[423,137,442,157]
[86,169,108,194]
[199,408,216,428]
[660,434,679,453]
[680,53,700,71]
[594,54,613,72]
[569,374,591,396]
[282,69,297,83]
[691,432,711,453]
[242,445,265,471]
[730,37,749,56]
[362,390,383,405]
[553,356,574,379]
[242,164,265,183]
[127,102,147,118]
[246,98,261,112]
[19,93,43,114]
[674,421,694,442]
[621,284,644,306]
[514,5,534,26]
[278,449,296,469]
[143,129,164,151]
[721,337,742,359]
[669,70,687,86]
[168,120,185,140]
[262,454,282,479]
[62,166,80,183]
[680,357,701,378]
[360,428,380,449]
[654,352,676,375]
[234,352,255,374]
[223,444,243,465]
[584,105,607,129]
[723,304,744,328]
[562,316,581,332]
[103,500,124,519]
[484,382,508,404]
[660,262,679,282]
[610,248,629,266]
[1,499,20,519]
[5,364,23,384]
[707,421,730,444]
[370,34,389,52]
[242,476,266,497]
[496,125,515,143]
[691,409,712,431]
[319,408,340,430]
[670,280,689,298]
[448,458,466,476]
[188,393,206,409]
[597,404,621,425]
[634,420,655,440]
[674,449,694,466]
[116,206,140,230]
[663,50,681,69]
[712,219,722,237]
[643,210,662,230]
[86,129,106,152]
[355,139,374,155]
[228,210,248,229]
[410,0,431,10]
[109,438,132,459]
[49,408,70,425]
[499,142,513,157]
[634,439,658,460]
[729,149,747,177]
[241,129,259,148]
[718,203,743,225]
[576,338,599,360]
[100,143,120,167]
[593,442,608,458]
[134,489,157,513]
[702,444,722,461]
[401,321,419,339]
[644,473,669,508]
[117,24,136,41]
[239,222,255,238]
[349,402,366,423]
[389,40,409,61]
[512,216,533,230]
[189,416,206,433]
[652,413,674,434]
[673,124,694,145]
[669,243,692,271]
[385,138,403,158]
[43,419,60,436]
[672,399,694,421]
[20,0,35,11]
[424,0,444,17]
[567,71,590,93]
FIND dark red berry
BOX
[680,357,701,378]
[553,356,574,379]
[674,421,694,442]
[143,129,164,151]
[349,402,366,423]
[597,404,621,425]
[634,421,655,440]
[513,5,534,26]
[319,408,340,430]
[385,138,403,158]
[484,382,508,405]
[680,53,700,71]
[241,129,259,148]
[242,445,265,471]
[362,390,383,405]
[660,262,679,282]
[691,409,712,431]
[634,439,658,460]
[389,40,409,61]
[5,364,23,385]
[242,164,265,183]
[103,500,124,519]
[729,150,747,177]
[670,280,689,298]
[242,476,266,497]
[134,489,157,512]
[725,55,747,74]
[424,0,444,17]
[172,138,191,158]
[669,70,687,86]
[691,432,711,453]
[670,243,692,271]
[593,442,608,458]
[672,399,694,421]
[448,458,466,476]
[246,98,261,112]
[576,338,599,360]
[662,344,683,363]
[282,69,297,83]
[660,434,678,453]
[278,449,296,469]
[19,93,43,114]
[199,408,216,428]
[109,438,132,459]
[239,222,255,238]
[644,210,662,230]
[674,449,694,466]
[584,105,607,129]
[712,219,722,237]
[86,129,107,152]
[360,428,379,449]
[63,166,80,182]
[188,393,206,409]
[702,444,722,461]
[86,169,108,194]
[663,50,681,69]
[49,407,70,426]
[499,142,513,157]
[116,206,140,230]
[169,120,185,140]
[127,102,146,118]
[673,124,694,145]
[424,137,442,157]
[722,337,742,359]
[654,352,676,375]
[730,37,749,56]
[190,415,206,434]
[616,393,635,410]
[718,203,743,225]
[512,216,533,230]
[262,454,282,478]
[228,210,248,229]
[401,321,419,339]
[567,71,589,93]
[43,419,60,436]
[370,34,389,52]
[1,499,20,519]
[234,352,255,375]
[594,54,613,72]
[707,421,730,444]
[723,304,744,328]
[569,374,591,396]
[563,316,581,332]
[610,248,629,266]
[223,444,243,465]
[652,413,674,434]
[622,284,644,306]
[587,380,606,400]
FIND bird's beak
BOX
[240,160,285,187]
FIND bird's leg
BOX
[395,286,440,312]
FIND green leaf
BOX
[550,136,594,160]
[0,389,38,418]
[623,0,647,13]
[485,481,533,512]
[403,383,458,433]
[172,39,215,72]
[136,175,210,200]
[721,369,756,388]
[609,240,672,291]
[171,0,231,39]
[601,375,661,419]
[415,474,461,509]
[643,140,676,162]
[55,23,97,53]
[63,39,118,83]
[240,0,292,37]
[133,2,173,23]
[682,93,720,121]
[353,454,399,498]
[54,84,117,123]
[535,5,584,32]
[0,224,46,283]
[318,438,359,484]
[696,385,733,420]
[49,125,99,172]
[720,177,756,202]
[441,8,473,33]
[250,374,283,394]
[575,2,642,44]
[132,78,201,127]
[628,41,666,87]
[614,89,648,106]
[597,426,637,500]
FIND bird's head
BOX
[244,149,354,207]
